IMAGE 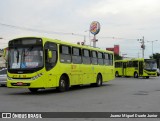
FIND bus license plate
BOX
[16,82,23,86]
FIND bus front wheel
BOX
[57,75,69,92]
[115,72,119,77]
[134,72,138,78]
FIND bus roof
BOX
[115,58,145,62]
[9,36,113,54]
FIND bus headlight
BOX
[7,76,12,80]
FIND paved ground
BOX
[0,77,160,121]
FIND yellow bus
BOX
[115,58,157,78]
[7,37,115,92]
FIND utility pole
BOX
[147,40,158,57]
[84,30,91,46]
[137,52,139,58]
[93,35,98,47]
[83,35,86,45]
[138,36,145,58]
[142,36,145,58]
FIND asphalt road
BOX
[0,77,160,121]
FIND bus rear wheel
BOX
[29,88,39,93]
[134,72,138,78]
[95,74,102,87]
[146,76,149,79]
[57,75,69,92]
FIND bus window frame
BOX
[91,50,98,65]
[59,45,72,63]
[72,47,82,64]
[82,49,91,64]
[98,52,104,65]
[44,42,58,71]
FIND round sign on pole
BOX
[90,21,100,35]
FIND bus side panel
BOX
[70,64,82,85]
[103,66,114,82]
[81,64,94,84]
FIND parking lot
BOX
[0,77,160,120]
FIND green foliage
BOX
[114,54,122,60]
[150,53,160,68]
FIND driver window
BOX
[44,42,57,71]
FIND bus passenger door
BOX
[139,61,143,76]
[122,62,127,76]
[44,42,58,87]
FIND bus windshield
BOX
[9,46,43,69]
[144,60,157,71]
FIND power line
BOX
[0,22,84,37]
[98,36,138,40]
[0,22,139,40]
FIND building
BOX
[106,45,120,55]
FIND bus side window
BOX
[44,42,57,71]
[109,54,113,65]
[128,61,133,67]
[133,61,138,67]
[104,53,109,66]
[115,62,121,68]
[82,49,91,64]
[123,63,127,68]
[72,47,82,64]
[120,62,122,67]
[115,62,117,67]
[60,45,71,63]
[98,52,103,65]
[91,51,97,65]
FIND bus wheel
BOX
[57,75,69,92]
[115,72,119,77]
[29,88,39,93]
[134,72,138,78]
[146,76,149,79]
[96,74,102,87]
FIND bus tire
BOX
[146,76,149,79]
[29,88,39,93]
[96,74,102,87]
[115,71,119,77]
[134,72,138,78]
[57,75,69,92]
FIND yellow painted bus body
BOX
[7,37,115,91]
[115,58,157,78]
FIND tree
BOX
[150,53,160,68]
[114,54,122,60]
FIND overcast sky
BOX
[0,0,160,58]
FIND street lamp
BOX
[147,40,158,56]
[84,30,91,46]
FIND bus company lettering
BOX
[71,65,76,69]
[11,113,42,118]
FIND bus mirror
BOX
[48,50,52,59]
